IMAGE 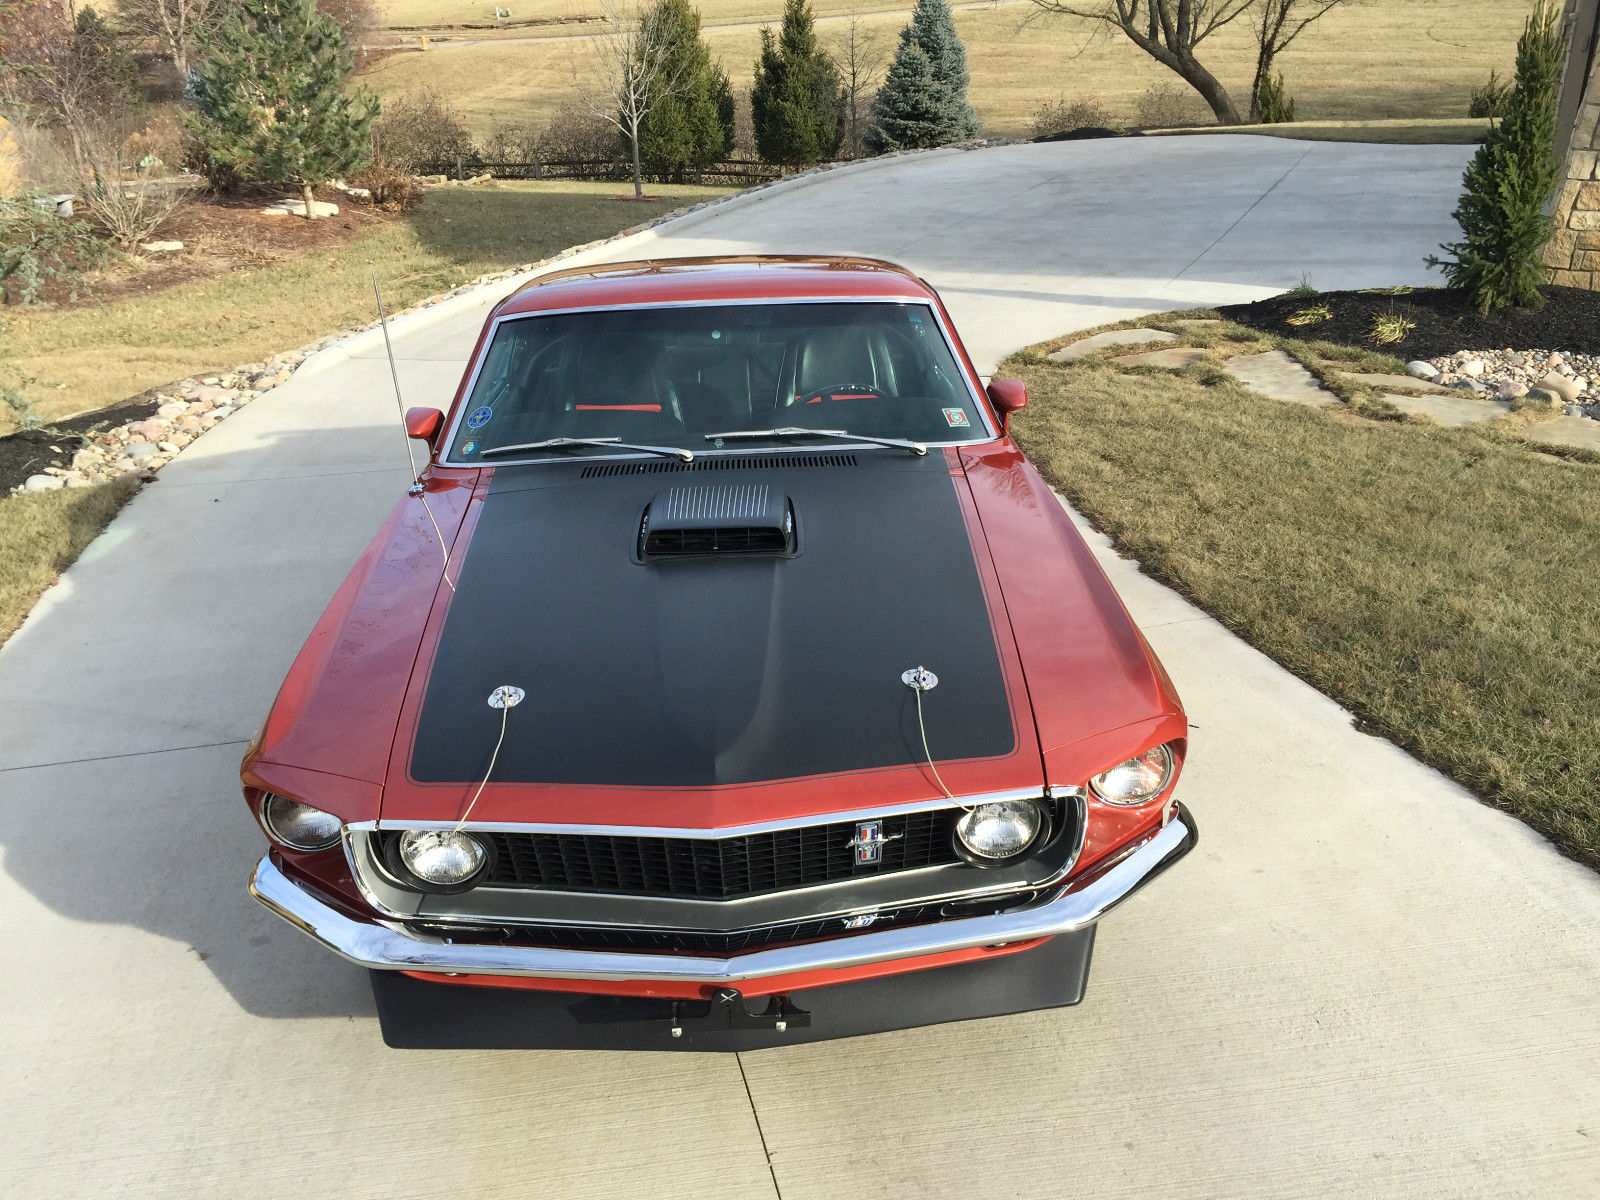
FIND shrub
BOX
[0,194,109,305]
[1254,71,1296,124]
[81,154,191,250]
[370,89,475,173]
[1135,84,1193,129]
[348,163,418,211]
[538,103,619,163]
[481,122,542,163]
[1428,1,1564,313]
[1369,308,1415,345]
[1468,70,1511,119]
[1030,97,1113,139]
[1286,303,1332,326]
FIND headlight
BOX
[391,829,490,893]
[954,799,1046,865]
[260,794,342,851]
[1090,744,1175,805]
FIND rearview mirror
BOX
[985,379,1028,432]
[405,407,444,446]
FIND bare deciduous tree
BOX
[116,0,218,77]
[576,0,692,198]
[1249,0,1345,120]
[829,7,887,159]
[1027,0,1254,125]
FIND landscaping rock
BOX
[1049,328,1178,362]
[128,418,167,441]
[1407,360,1440,379]
[123,441,159,461]
[262,198,339,218]
[140,240,183,253]
[1537,371,1582,403]
[1382,392,1511,427]
[156,402,188,419]
[1224,350,1338,407]
[1498,378,1529,400]
[23,473,64,491]
[1514,389,1566,414]
[194,385,232,405]
[1459,358,1485,377]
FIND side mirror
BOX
[985,379,1028,432]
[404,407,444,447]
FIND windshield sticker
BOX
[461,440,478,455]
[943,408,970,428]
[466,406,493,430]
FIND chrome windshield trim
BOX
[250,807,1196,984]
[434,295,998,468]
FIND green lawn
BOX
[0,180,733,432]
[1007,322,1600,869]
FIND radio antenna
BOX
[371,267,455,592]
[371,268,423,491]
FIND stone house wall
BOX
[1546,19,1600,286]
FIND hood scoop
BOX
[639,483,796,560]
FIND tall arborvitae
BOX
[1428,1,1565,312]
[184,0,377,213]
[867,0,977,152]
[750,0,843,168]
[636,0,734,179]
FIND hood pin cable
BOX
[454,685,525,833]
[373,268,455,594]
[902,666,958,804]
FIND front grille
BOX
[478,809,964,900]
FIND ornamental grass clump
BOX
[1428,1,1564,313]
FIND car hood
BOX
[377,449,1045,828]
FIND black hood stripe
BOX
[409,453,1016,788]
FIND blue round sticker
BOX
[466,406,493,430]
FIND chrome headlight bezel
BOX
[952,798,1051,868]
[383,829,494,895]
[1089,743,1177,807]
[259,793,344,851]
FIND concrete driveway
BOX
[4,137,1598,1199]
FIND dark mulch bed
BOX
[0,394,161,494]
[1217,285,1600,361]
[1034,127,1134,142]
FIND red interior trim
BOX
[575,403,662,412]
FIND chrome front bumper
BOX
[249,808,1195,985]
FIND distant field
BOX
[365,0,1532,141]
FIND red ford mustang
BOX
[243,255,1195,1049]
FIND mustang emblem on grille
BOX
[845,820,903,865]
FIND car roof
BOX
[492,255,939,317]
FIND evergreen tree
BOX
[183,0,377,214]
[1427,1,1564,313]
[750,0,842,168]
[867,0,977,152]
[636,0,734,179]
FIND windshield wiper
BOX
[480,437,693,462]
[704,427,926,456]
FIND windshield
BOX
[444,301,989,463]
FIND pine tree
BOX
[183,0,377,215]
[1427,1,1564,313]
[867,0,977,153]
[636,0,734,179]
[750,0,843,168]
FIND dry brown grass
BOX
[364,0,1533,140]
[1007,320,1600,868]
[0,477,139,647]
[0,180,732,432]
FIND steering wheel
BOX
[794,382,883,406]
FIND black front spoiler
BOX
[370,926,1097,1051]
